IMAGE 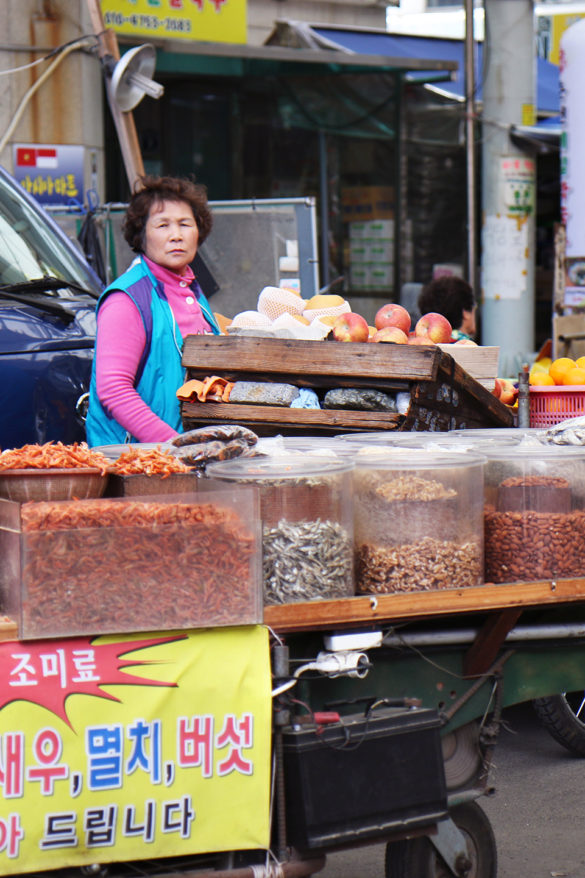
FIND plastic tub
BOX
[482,445,585,584]
[353,450,485,595]
[206,457,354,605]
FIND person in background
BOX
[417,275,477,342]
[86,175,220,446]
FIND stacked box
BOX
[348,219,394,291]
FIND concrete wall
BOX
[0,0,105,200]
[248,0,388,45]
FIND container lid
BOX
[91,442,180,460]
[352,448,485,470]
[255,435,356,460]
[481,443,585,462]
[206,456,353,481]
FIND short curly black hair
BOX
[417,276,475,330]
[123,174,213,254]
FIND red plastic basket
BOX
[529,386,585,427]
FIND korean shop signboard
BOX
[13,144,84,207]
[0,627,271,874]
[101,0,247,45]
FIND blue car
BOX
[0,167,102,450]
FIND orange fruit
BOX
[529,372,555,386]
[576,356,585,370]
[549,357,577,385]
[562,367,585,386]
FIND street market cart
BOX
[2,363,585,878]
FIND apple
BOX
[407,334,436,346]
[491,378,503,399]
[372,327,408,344]
[331,312,370,343]
[454,338,478,346]
[375,303,412,334]
[415,312,453,344]
[499,378,518,406]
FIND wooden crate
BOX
[181,336,514,435]
[436,345,499,392]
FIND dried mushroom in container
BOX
[206,457,354,605]
[353,450,485,594]
[482,445,585,584]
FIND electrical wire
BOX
[0,33,98,76]
[0,36,96,155]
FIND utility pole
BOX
[86,0,145,190]
[480,0,536,376]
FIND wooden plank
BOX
[182,336,442,382]
[182,402,403,431]
[463,608,523,677]
[436,345,499,392]
[264,578,585,632]
[0,619,18,642]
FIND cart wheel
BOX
[533,692,585,757]
[384,802,497,878]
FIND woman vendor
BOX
[86,175,220,446]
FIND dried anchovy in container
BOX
[206,457,355,603]
[354,451,485,594]
[263,518,353,604]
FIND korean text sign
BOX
[100,0,247,45]
[0,626,271,873]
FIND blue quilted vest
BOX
[86,256,219,446]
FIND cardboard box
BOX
[342,187,394,222]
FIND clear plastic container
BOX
[353,450,485,595]
[206,457,354,605]
[482,445,585,584]
[0,489,262,639]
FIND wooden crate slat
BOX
[182,336,442,382]
[264,578,585,632]
[182,402,403,431]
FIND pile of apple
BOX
[330,303,475,346]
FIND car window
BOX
[0,171,101,295]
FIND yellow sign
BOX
[0,627,271,874]
[549,13,585,64]
[101,0,247,45]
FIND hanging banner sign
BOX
[0,626,271,875]
[100,0,247,45]
[499,157,535,219]
[12,144,84,207]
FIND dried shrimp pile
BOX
[0,442,110,473]
[112,447,191,477]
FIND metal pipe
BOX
[383,622,585,648]
[133,858,326,878]
[464,0,477,288]
[318,130,330,288]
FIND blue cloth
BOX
[290,388,321,409]
[86,256,219,445]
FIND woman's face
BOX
[143,199,199,274]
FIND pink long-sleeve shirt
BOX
[94,256,212,442]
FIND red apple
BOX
[375,303,412,334]
[454,338,478,346]
[372,327,408,344]
[415,312,453,343]
[407,334,436,346]
[492,378,503,399]
[499,379,518,405]
[331,312,369,343]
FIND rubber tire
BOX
[384,802,497,878]
[533,693,585,757]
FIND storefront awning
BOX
[135,28,458,81]
[306,24,560,117]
